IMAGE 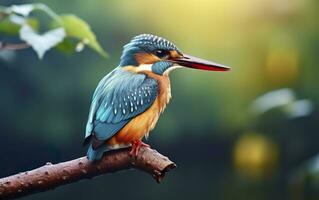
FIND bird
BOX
[84,34,230,161]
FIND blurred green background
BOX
[1,0,319,199]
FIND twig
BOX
[0,147,176,200]
[0,42,30,51]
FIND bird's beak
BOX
[171,54,230,71]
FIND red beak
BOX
[171,54,230,71]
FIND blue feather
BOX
[152,61,173,75]
[119,34,181,67]
[85,67,158,161]
[87,144,109,162]
[94,120,129,141]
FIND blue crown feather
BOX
[119,34,180,66]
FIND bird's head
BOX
[119,34,230,75]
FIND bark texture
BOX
[0,42,30,51]
[0,147,176,200]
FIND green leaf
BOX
[20,24,66,59]
[53,14,107,57]
[0,17,39,35]
[26,18,39,30]
[55,38,77,54]
[0,18,20,35]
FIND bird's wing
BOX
[85,68,158,145]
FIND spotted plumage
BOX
[84,33,230,161]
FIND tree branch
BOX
[0,42,30,51]
[0,147,176,200]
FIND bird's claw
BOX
[130,140,150,157]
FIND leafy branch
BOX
[0,3,107,59]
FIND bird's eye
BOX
[155,50,168,58]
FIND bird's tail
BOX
[87,144,109,162]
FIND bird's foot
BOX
[130,140,150,157]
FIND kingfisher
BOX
[84,34,230,161]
